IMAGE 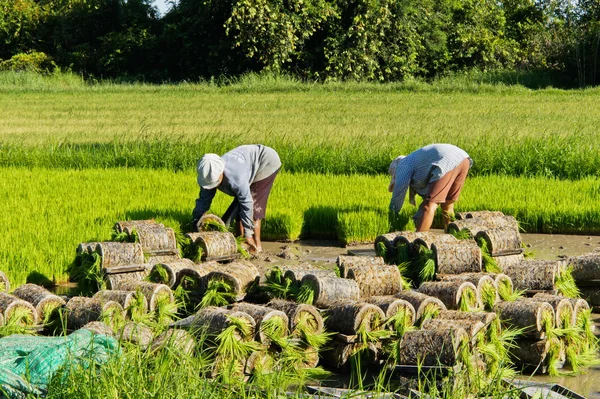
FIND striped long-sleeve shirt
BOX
[390,144,472,213]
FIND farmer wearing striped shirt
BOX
[192,144,281,253]
[388,144,472,232]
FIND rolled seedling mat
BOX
[204,260,260,301]
[568,253,600,281]
[173,306,256,341]
[102,263,150,276]
[417,281,479,312]
[0,270,10,293]
[145,254,182,265]
[510,339,565,374]
[394,291,447,322]
[119,322,154,350]
[412,233,457,250]
[502,259,566,292]
[299,275,360,308]
[346,264,403,298]
[435,310,497,328]
[266,299,324,336]
[81,321,114,337]
[212,354,247,381]
[113,219,161,234]
[185,231,238,261]
[111,281,174,312]
[494,253,525,271]
[494,300,555,339]
[245,350,276,375]
[491,273,515,301]
[566,298,592,328]
[230,303,289,346]
[197,213,227,232]
[76,242,101,255]
[147,258,196,287]
[374,232,415,261]
[447,215,519,236]
[531,293,574,329]
[336,255,384,278]
[300,346,320,368]
[323,301,385,337]
[455,211,505,220]
[95,242,145,269]
[12,284,66,324]
[437,273,498,309]
[282,268,337,286]
[475,227,523,256]
[114,220,178,254]
[177,261,222,293]
[151,328,196,355]
[421,318,486,342]
[397,328,468,368]
[365,296,416,324]
[320,340,379,371]
[103,270,150,290]
[0,292,38,326]
[431,240,482,275]
[93,290,147,320]
[66,296,123,330]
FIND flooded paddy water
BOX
[255,231,600,397]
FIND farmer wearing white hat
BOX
[192,145,281,253]
[388,144,472,232]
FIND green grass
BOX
[2,168,600,286]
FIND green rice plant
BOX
[68,252,102,294]
[295,283,315,305]
[235,236,250,259]
[295,312,332,349]
[418,303,440,326]
[459,287,478,312]
[154,293,178,327]
[376,241,388,260]
[496,279,523,302]
[480,282,497,311]
[396,261,413,290]
[546,337,564,376]
[146,264,169,285]
[384,307,414,338]
[477,237,501,273]
[201,220,228,233]
[395,242,410,265]
[450,228,473,240]
[263,267,296,300]
[333,267,341,277]
[99,303,127,333]
[0,307,35,337]
[179,236,203,263]
[578,308,597,343]
[111,229,138,243]
[198,279,236,308]
[555,266,580,298]
[126,292,151,324]
[416,245,436,283]
[261,317,288,349]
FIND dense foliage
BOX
[2,0,600,85]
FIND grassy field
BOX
[2,167,599,287]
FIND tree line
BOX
[1,0,600,86]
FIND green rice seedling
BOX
[480,282,497,311]
[179,236,203,263]
[376,241,388,259]
[264,267,296,300]
[333,267,341,277]
[261,317,288,349]
[198,279,236,308]
[496,279,523,302]
[477,237,501,273]
[385,307,414,338]
[555,266,580,298]
[459,287,478,312]
[541,309,555,338]
[127,292,151,324]
[111,228,139,243]
[395,242,411,265]
[99,303,126,333]
[578,308,597,343]
[295,312,332,349]
[396,261,413,290]
[146,264,170,285]
[202,220,228,233]
[417,245,436,283]
[546,337,564,376]
[154,293,178,327]
[295,284,315,305]
[450,228,473,240]
[0,307,35,337]
[68,252,102,293]
[419,303,441,326]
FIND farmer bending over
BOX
[192,144,281,253]
[388,143,472,232]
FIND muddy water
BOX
[257,231,600,397]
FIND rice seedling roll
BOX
[203,262,259,303]
[475,227,523,256]
[266,299,324,336]
[566,298,591,328]
[492,273,517,301]
[104,270,150,290]
[12,283,66,324]
[365,296,416,322]
[502,259,565,291]
[196,214,227,231]
[510,338,564,375]
[147,258,197,287]
[112,281,174,312]
[374,232,403,261]
[81,321,114,337]
[336,255,384,278]
[455,211,505,220]
[245,350,276,375]
[494,253,524,270]
[394,291,447,322]
[145,254,182,265]
[346,264,403,297]
[298,275,360,308]
[568,253,600,281]
[531,293,574,329]
[437,273,498,310]
[66,296,124,330]
[95,242,145,268]
[421,318,486,341]
[151,329,196,355]
[119,322,154,350]
[0,292,38,326]
[92,290,147,320]
[282,268,337,286]
[174,306,255,341]
[323,301,385,336]
[113,219,159,233]
[321,341,379,371]
[114,220,178,253]
[431,240,482,275]
[185,231,238,260]
[397,328,469,367]
[230,303,289,346]
[494,300,555,338]
[0,271,10,293]
[435,310,497,328]
[412,233,457,250]
[417,281,479,312]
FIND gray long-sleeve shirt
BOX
[192,145,281,237]
[390,144,472,213]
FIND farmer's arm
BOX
[192,187,216,221]
[231,182,255,238]
[389,166,412,214]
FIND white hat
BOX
[196,154,225,189]
[388,155,406,192]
